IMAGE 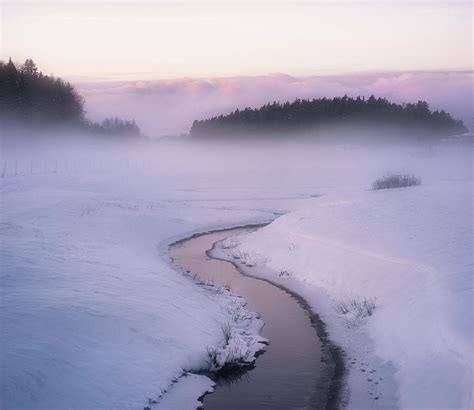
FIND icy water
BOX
[170,228,326,409]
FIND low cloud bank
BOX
[76,71,473,137]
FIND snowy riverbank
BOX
[0,172,280,410]
[230,181,473,409]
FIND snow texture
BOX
[1,140,471,409]
[0,172,277,410]
[234,181,473,409]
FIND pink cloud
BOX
[76,71,473,137]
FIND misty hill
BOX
[190,96,467,138]
[0,58,141,138]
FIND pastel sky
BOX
[2,1,472,79]
[1,1,472,135]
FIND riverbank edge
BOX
[208,231,346,410]
[168,223,346,409]
[166,223,271,409]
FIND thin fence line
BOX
[0,159,153,178]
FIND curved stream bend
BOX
[170,226,344,409]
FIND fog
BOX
[2,127,472,195]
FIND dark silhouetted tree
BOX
[0,58,85,124]
[0,58,142,138]
[190,95,467,138]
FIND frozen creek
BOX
[170,227,343,409]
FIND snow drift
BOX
[234,181,473,409]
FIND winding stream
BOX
[170,227,335,409]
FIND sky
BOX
[1,0,472,135]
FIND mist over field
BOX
[2,126,471,188]
[2,73,473,409]
[1,0,472,408]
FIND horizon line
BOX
[66,68,474,84]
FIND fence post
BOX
[1,160,6,178]
[14,160,17,177]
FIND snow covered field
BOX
[232,177,473,408]
[0,172,279,409]
[1,139,323,410]
[1,139,472,409]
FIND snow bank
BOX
[0,173,272,410]
[153,373,214,410]
[197,285,267,371]
[235,182,473,409]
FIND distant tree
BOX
[0,58,143,139]
[99,117,141,136]
[83,117,142,138]
[190,95,467,138]
[0,57,84,124]
[21,59,39,77]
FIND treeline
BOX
[0,58,84,124]
[190,96,467,137]
[0,58,141,138]
[85,118,141,137]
